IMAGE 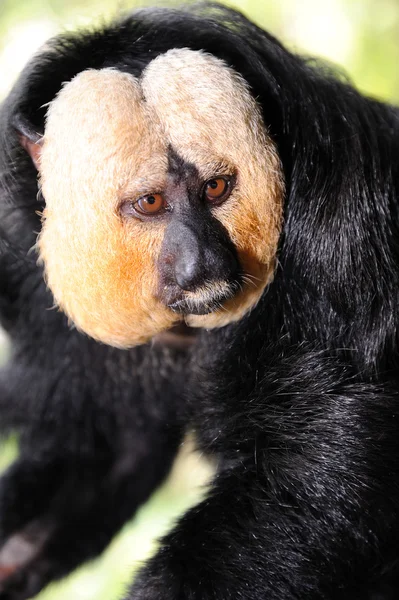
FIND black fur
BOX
[1,3,399,599]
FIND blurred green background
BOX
[0,0,399,598]
[1,0,399,101]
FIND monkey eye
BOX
[203,177,232,204]
[120,193,168,219]
[135,193,166,215]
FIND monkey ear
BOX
[13,115,43,170]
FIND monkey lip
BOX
[165,279,240,315]
[167,298,217,315]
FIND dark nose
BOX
[173,223,203,290]
[159,215,240,295]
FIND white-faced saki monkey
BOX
[1,4,399,600]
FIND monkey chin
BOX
[151,322,198,349]
[151,269,271,348]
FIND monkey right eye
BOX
[135,193,166,215]
[120,193,168,218]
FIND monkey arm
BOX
[126,351,399,600]
[0,336,185,600]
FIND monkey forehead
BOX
[141,48,267,162]
[41,50,271,206]
[41,69,166,201]
[45,69,146,148]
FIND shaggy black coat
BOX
[1,4,399,599]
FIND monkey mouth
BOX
[168,298,220,315]
[166,279,240,315]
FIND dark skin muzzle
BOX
[157,212,242,314]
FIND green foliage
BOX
[34,442,213,600]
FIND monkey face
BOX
[37,49,284,348]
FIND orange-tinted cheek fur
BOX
[39,208,178,347]
[38,69,178,348]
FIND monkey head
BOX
[23,49,284,348]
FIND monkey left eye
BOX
[203,177,232,204]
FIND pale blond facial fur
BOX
[37,49,284,348]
